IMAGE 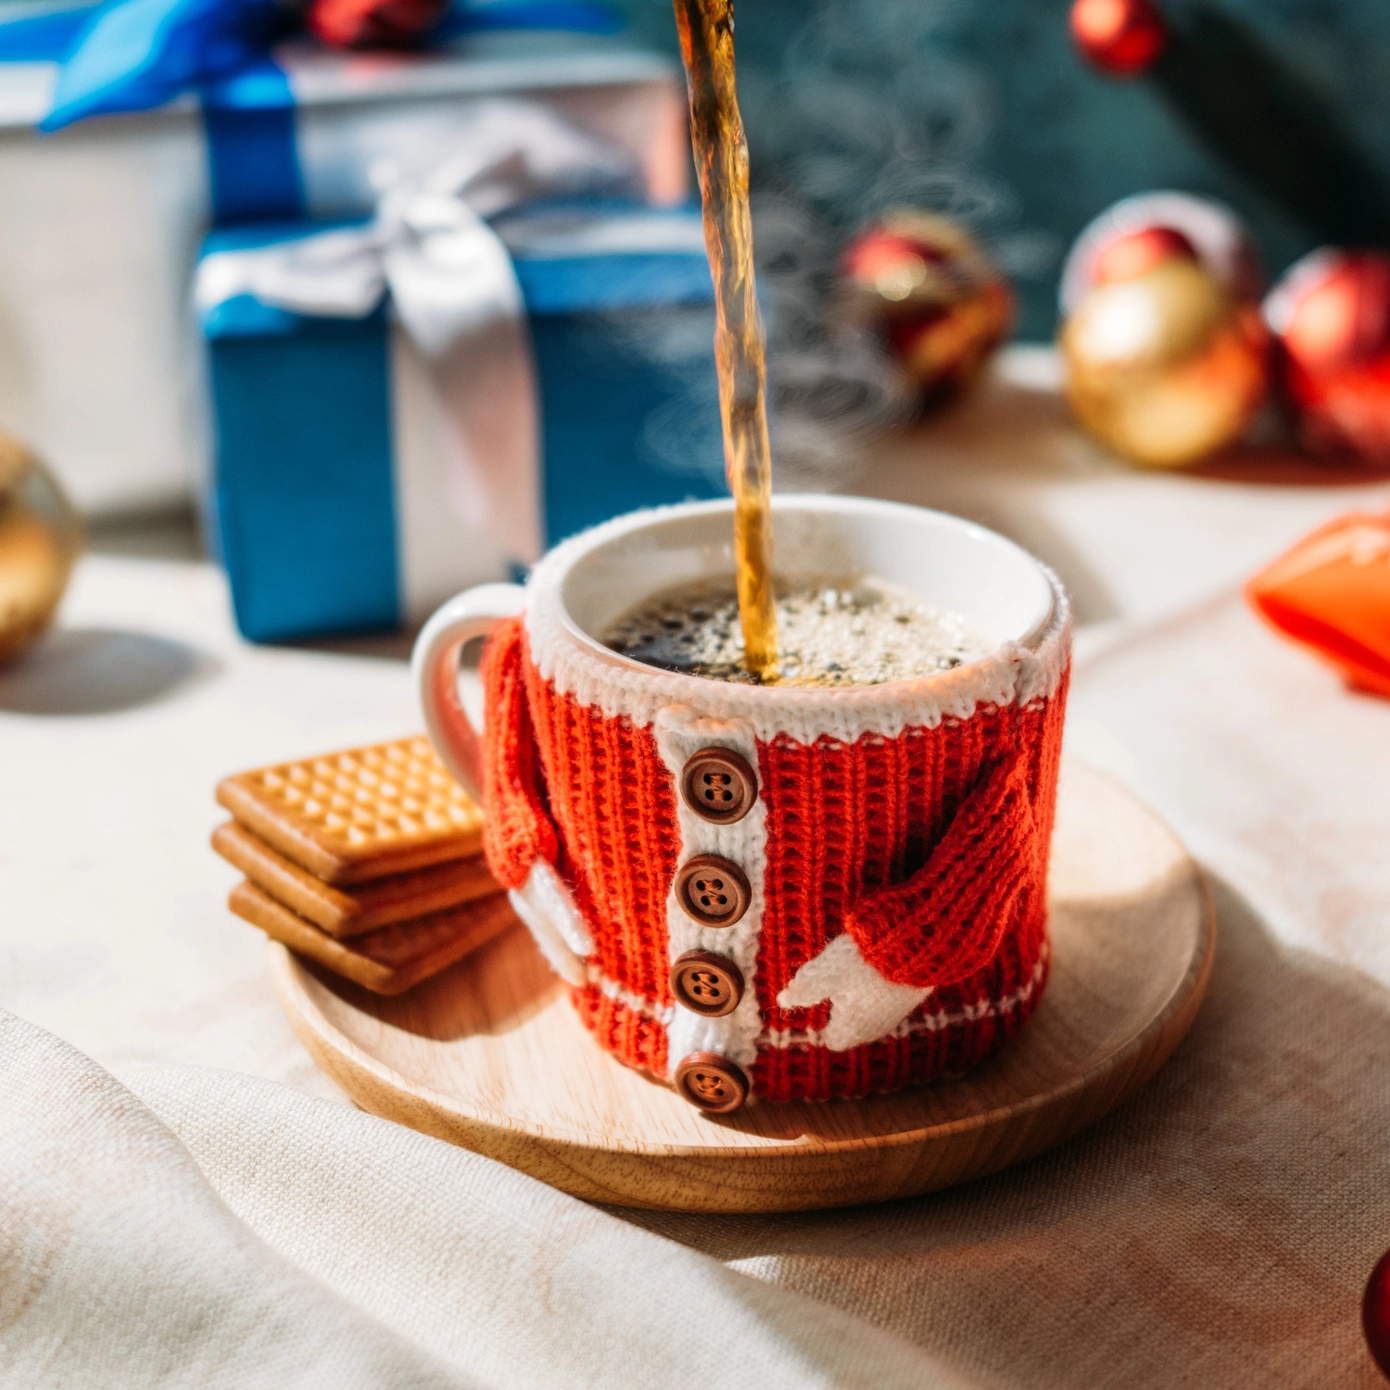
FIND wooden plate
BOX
[271,763,1214,1213]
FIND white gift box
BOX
[0,30,687,513]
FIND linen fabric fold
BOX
[0,1008,969,1389]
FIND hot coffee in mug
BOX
[601,577,993,686]
[413,496,1070,1113]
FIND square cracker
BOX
[229,880,517,995]
[216,737,483,884]
[211,821,500,937]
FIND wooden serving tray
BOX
[271,763,1213,1213]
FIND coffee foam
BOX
[602,578,993,687]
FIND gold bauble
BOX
[1060,257,1269,468]
[0,435,82,661]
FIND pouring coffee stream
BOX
[672,0,779,682]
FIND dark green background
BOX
[617,0,1390,339]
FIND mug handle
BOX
[411,582,527,802]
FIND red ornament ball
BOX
[1070,0,1167,78]
[1273,251,1390,372]
[1266,248,1390,466]
[840,212,1013,403]
[1061,191,1264,317]
[1365,1249,1390,1379]
[1092,226,1198,285]
[308,0,448,49]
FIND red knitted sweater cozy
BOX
[480,594,1069,1105]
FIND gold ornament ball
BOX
[0,435,82,661]
[1060,256,1270,468]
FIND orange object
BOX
[1246,511,1390,698]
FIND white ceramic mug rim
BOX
[538,494,1058,696]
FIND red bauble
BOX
[1061,191,1264,316]
[1274,251,1390,373]
[1365,1250,1390,1380]
[840,212,1013,403]
[1092,226,1198,285]
[1266,249,1390,465]
[842,231,935,293]
[308,0,447,49]
[1071,0,1167,78]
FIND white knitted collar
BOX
[523,514,1072,745]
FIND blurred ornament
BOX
[308,0,447,48]
[1061,251,1269,468]
[1366,1249,1390,1380]
[1069,1,1390,250]
[840,212,1013,404]
[1265,249,1390,467]
[1092,226,1197,285]
[0,436,82,662]
[1070,0,1167,77]
[1061,191,1264,316]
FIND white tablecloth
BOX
[4,349,1390,1388]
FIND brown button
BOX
[670,949,744,1017]
[674,1052,749,1114]
[674,855,751,927]
[681,747,757,825]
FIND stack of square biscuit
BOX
[213,736,514,994]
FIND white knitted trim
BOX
[523,511,1071,746]
[508,859,592,988]
[652,708,767,1076]
[762,941,1050,1049]
[586,962,677,1025]
[777,932,932,1052]
[577,939,1050,1051]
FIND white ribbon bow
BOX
[195,100,638,568]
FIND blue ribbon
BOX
[0,0,622,222]
[0,5,96,60]
[39,0,291,129]
[202,57,305,222]
[29,0,309,217]
[0,0,623,128]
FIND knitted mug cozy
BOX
[471,522,1072,1110]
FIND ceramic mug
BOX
[413,496,1071,1112]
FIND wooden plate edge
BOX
[268,866,1215,1212]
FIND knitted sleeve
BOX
[479,615,558,890]
[843,755,1037,989]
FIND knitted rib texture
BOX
[844,752,1037,989]
[481,614,1069,1102]
[480,624,557,890]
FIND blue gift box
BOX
[199,206,726,643]
[0,0,688,516]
